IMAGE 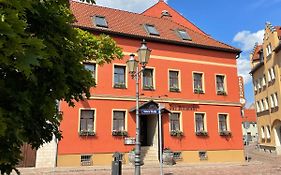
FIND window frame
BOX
[144,24,160,36]
[168,69,181,92]
[112,64,127,89]
[194,112,207,134]
[193,71,205,94]
[112,109,127,133]
[215,74,227,95]
[176,29,191,40]
[83,62,98,85]
[142,67,156,90]
[218,113,230,133]
[169,111,183,132]
[78,108,97,135]
[93,15,108,28]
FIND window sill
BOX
[194,89,204,94]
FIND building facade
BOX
[57,0,244,167]
[250,22,281,154]
[242,108,258,143]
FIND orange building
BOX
[57,0,244,166]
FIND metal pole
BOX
[158,105,163,175]
[135,66,141,175]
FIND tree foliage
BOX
[0,0,123,174]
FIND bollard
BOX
[111,152,122,175]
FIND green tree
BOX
[0,0,123,174]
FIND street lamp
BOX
[126,40,151,175]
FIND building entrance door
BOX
[140,115,158,147]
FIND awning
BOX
[129,100,171,115]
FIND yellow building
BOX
[250,22,281,154]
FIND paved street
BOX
[14,144,281,175]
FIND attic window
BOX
[177,30,191,40]
[93,16,108,28]
[145,24,160,36]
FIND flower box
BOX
[112,130,128,136]
[219,131,231,136]
[217,90,227,96]
[79,130,95,136]
[170,130,183,137]
[114,83,126,89]
[195,131,208,136]
[194,88,204,94]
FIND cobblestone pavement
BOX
[14,144,281,175]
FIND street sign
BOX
[140,109,159,115]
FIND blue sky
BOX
[93,0,281,107]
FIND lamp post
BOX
[127,40,151,175]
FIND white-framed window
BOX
[112,111,126,131]
[266,44,272,56]
[169,112,181,131]
[81,155,93,166]
[216,74,227,95]
[254,81,257,91]
[142,68,155,90]
[169,70,180,92]
[266,125,271,139]
[113,65,126,88]
[193,72,204,93]
[195,113,207,133]
[79,109,96,135]
[84,63,97,83]
[257,79,261,89]
[218,114,229,132]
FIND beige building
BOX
[250,22,281,154]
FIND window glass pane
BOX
[113,111,125,131]
[216,75,225,91]
[170,113,180,131]
[84,63,96,78]
[143,69,153,88]
[169,71,179,89]
[178,30,191,40]
[219,114,227,131]
[145,25,159,35]
[114,66,125,85]
[94,16,108,27]
[195,113,204,131]
[80,110,94,131]
[194,73,203,89]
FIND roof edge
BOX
[75,25,241,54]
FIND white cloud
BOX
[95,0,168,13]
[233,30,264,51]
[236,55,252,84]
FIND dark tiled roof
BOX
[70,1,240,53]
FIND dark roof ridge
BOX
[141,0,208,36]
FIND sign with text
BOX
[140,109,159,115]
[169,103,199,111]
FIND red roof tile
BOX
[70,1,240,53]
[251,45,262,62]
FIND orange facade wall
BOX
[58,36,243,155]
[242,109,257,123]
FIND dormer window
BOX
[144,24,160,36]
[177,30,191,40]
[93,16,108,28]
